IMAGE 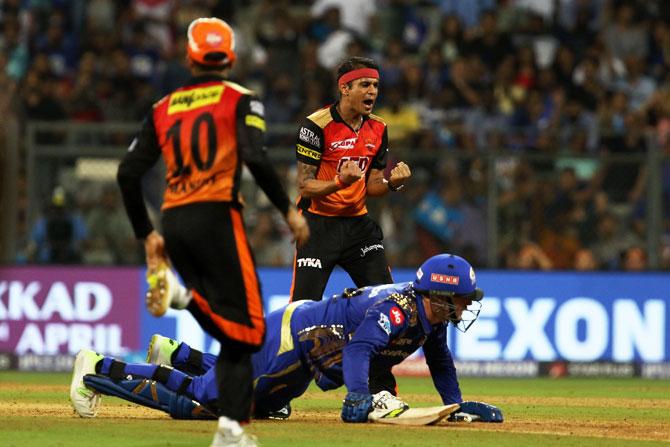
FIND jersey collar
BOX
[330,102,369,129]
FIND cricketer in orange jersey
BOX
[117,17,308,447]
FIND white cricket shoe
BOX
[210,430,258,447]
[210,417,258,447]
[372,390,410,412]
[146,334,179,365]
[69,349,104,418]
[145,263,189,316]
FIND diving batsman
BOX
[70,254,503,424]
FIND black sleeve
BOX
[370,125,389,170]
[117,115,161,239]
[295,118,324,166]
[236,94,291,216]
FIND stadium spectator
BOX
[621,245,647,271]
[590,212,642,270]
[83,184,140,265]
[254,7,301,78]
[8,0,670,271]
[574,248,600,271]
[429,14,467,63]
[310,0,377,37]
[375,84,421,147]
[602,2,648,61]
[413,179,486,265]
[27,186,87,264]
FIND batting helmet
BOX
[413,254,483,300]
[413,254,483,331]
[186,18,236,67]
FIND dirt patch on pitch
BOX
[272,390,670,442]
[0,399,168,419]
[3,384,668,442]
[394,392,670,442]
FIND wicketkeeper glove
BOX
[341,392,373,423]
[450,401,504,423]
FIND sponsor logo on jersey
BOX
[389,306,405,326]
[249,99,265,116]
[297,144,321,160]
[296,257,322,268]
[329,137,357,150]
[168,85,224,114]
[360,244,384,257]
[364,138,376,149]
[299,126,320,146]
[430,273,460,285]
[378,313,391,335]
[245,114,266,131]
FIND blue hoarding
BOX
[139,268,669,363]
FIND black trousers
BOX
[162,202,265,422]
[290,212,396,394]
[290,212,393,301]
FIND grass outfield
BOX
[1,372,669,446]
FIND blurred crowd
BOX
[3,0,670,270]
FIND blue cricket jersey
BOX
[173,282,463,413]
[283,282,463,404]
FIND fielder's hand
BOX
[451,401,504,422]
[339,160,363,185]
[286,207,310,247]
[388,161,411,190]
[341,392,373,423]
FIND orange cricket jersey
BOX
[295,104,389,216]
[152,80,250,210]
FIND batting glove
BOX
[455,401,504,422]
[341,392,373,423]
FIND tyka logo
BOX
[297,258,322,269]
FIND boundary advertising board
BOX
[1,267,667,366]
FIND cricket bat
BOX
[368,403,460,426]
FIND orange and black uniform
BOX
[291,103,393,304]
[117,74,291,422]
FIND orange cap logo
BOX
[187,18,236,67]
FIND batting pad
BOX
[83,374,215,419]
[368,404,460,426]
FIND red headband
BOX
[338,68,379,86]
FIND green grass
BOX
[1,373,669,446]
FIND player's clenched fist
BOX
[339,160,363,185]
[388,161,411,190]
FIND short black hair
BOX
[191,60,232,73]
[336,56,379,84]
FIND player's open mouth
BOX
[363,99,374,109]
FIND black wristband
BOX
[385,179,404,192]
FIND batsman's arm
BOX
[342,302,408,394]
[423,324,462,404]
